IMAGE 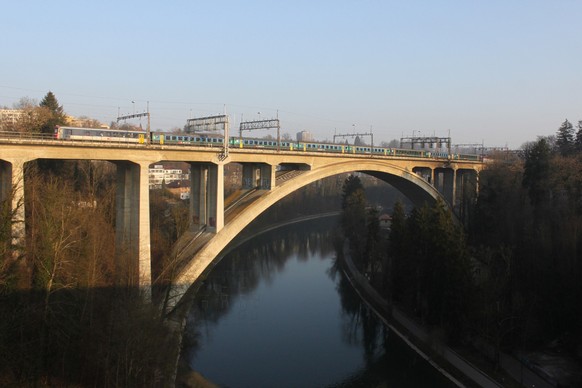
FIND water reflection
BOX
[180,217,452,387]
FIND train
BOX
[53,126,482,161]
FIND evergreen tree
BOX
[364,207,382,281]
[340,175,367,268]
[575,120,582,152]
[428,199,471,342]
[39,91,67,134]
[388,201,409,303]
[522,137,552,208]
[341,175,363,210]
[406,203,432,315]
[556,119,574,156]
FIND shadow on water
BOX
[179,217,453,387]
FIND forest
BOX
[339,119,582,382]
[0,93,179,385]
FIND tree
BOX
[341,175,364,210]
[575,120,582,152]
[39,91,67,134]
[388,201,408,302]
[39,91,64,116]
[556,119,574,156]
[522,137,552,208]
[2,98,51,133]
[428,199,472,342]
[341,175,367,267]
[364,207,383,282]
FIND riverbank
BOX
[338,245,560,387]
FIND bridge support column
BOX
[190,163,207,230]
[0,159,26,254]
[189,163,224,233]
[242,163,259,189]
[259,164,276,189]
[0,161,11,202]
[207,163,224,233]
[137,161,152,288]
[455,169,478,218]
[114,161,151,288]
[435,168,455,207]
[412,167,432,184]
[452,167,458,208]
[242,163,275,190]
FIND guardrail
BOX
[0,131,54,141]
[0,132,484,162]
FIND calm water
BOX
[181,218,453,387]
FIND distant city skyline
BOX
[2,1,581,149]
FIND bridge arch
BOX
[173,160,448,294]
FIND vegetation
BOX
[469,124,582,359]
[4,91,581,382]
[1,92,67,134]
[0,92,181,386]
[339,118,582,374]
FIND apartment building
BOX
[149,164,189,189]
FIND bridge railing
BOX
[0,131,54,141]
[0,131,484,162]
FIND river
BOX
[180,217,454,387]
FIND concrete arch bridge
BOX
[0,137,482,306]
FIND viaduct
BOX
[0,137,483,304]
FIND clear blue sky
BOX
[1,1,581,148]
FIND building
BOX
[148,164,190,189]
[296,130,314,142]
[0,109,25,129]
[1,109,107,130]
[65,115,108,129]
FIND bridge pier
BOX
[260,164,276,189]
[414,166,479,213]
[242,163,276,189]
[189,162,224,233]
[0,159,26,254]
[114,161,151,287]
[434,168,456,206]
[454,169,478,215]
[412,167,433,184]
[242,163,259,189]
